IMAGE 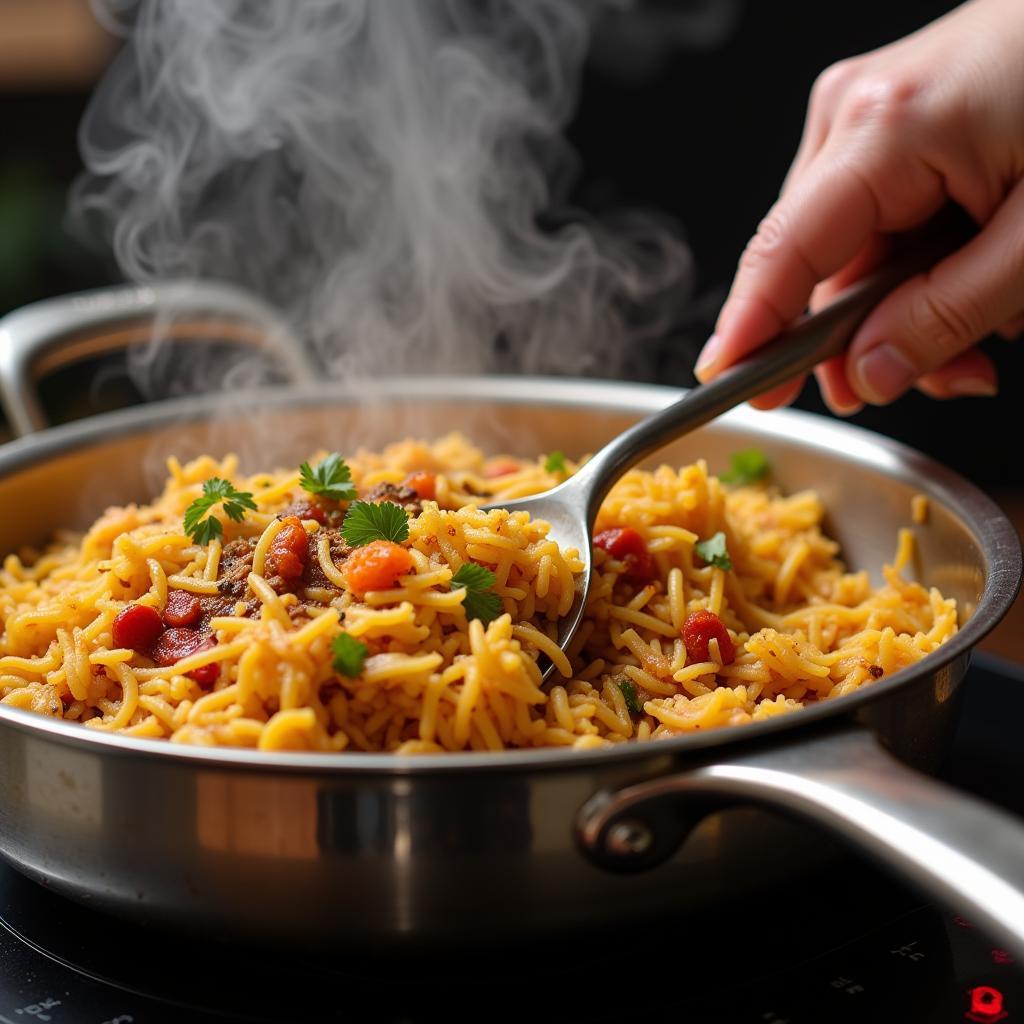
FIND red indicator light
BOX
[965,985,1008,1022]
[992,949,1015,966]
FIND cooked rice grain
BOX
[0,435,956,752]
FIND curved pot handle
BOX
[577,724,1024,957]
[0,281,316,436]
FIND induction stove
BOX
[1,653,1022,1023]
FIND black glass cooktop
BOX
[1,653,1022,1024]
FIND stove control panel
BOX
[706,908,1022,1023]
[3,904,1022,1022]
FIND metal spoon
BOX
[483,213,970,681]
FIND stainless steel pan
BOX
[0,285,1020,954]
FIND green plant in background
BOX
[0,157,104,315]
[0,160,48,309]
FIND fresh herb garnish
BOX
[544,450,567,474]
[618,678,644,715]
[331,632,368,678]
[450,562,503,625]
[299,453,356,501]
[341,499,410,547]
[695,531,732,571]
[720,448,770,486]
[183,478,257,545]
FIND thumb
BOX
[846,184,1024,405]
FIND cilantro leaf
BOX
[617,678,644,715]
[451,563,496,592]
[694,531,732,571]
[183,478,257,544]
[450,562,502,625]
[462,589,503,625]
[331,632,368,678]
[720,448,770,486]
[299,453,356,501]
[341,499,410,547]
[188,515,223,546]
[544,450,567,475]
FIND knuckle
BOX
[906,286,985,359]
[811,58,858,107]
[840,72,926,130]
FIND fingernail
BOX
[852,345,917,404]
[695,334,723,381]
[828,398,865,417]
[948,376,998,397]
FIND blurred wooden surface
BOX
[0,0,111,89]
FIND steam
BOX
[72,0,693,399]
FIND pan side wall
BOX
[0,725,897,947]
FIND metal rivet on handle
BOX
[605,819,654,858]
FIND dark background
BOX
[571,0,1021,488]
[3,0,1018,486]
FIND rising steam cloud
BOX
[74,0,692,397]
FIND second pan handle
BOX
[0,281,315,437]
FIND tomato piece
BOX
[187,659,220,687]
[267,515,309,579]
[151,628,217,684]
[681,610,735,665]
[343,540,414,595]
[112,604,164,651]
[593,527,654,581]
[484,459,521,479]
[152,627,209,665]
[402,471,437,501]
[163,589,202,627]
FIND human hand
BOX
[694,0,1024,413]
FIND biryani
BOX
[0,434,956,753]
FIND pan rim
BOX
[0,375,1018,773]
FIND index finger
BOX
[695,151,880,381]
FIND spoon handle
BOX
[571,209,975,522]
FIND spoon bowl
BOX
[482,477,595,680]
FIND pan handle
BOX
[577,723,1024,957]
[0,281,316,436]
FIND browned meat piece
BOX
[197,593,259,631]
[207,527,349,613]
[298,527,349,596]
[217,538,256,598]
[280,501,328,525]
[281,500,346,528]
[361,482,422,516]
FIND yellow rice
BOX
[0,434,956,753]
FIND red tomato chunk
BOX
[593,527,654,581]
[682,610,735,665]
[152,628,218,686]
[267,515,309,579]
[188,660,220,686]
[111,604,164,651]
[152,627,211,665]
[163,589,202,627]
